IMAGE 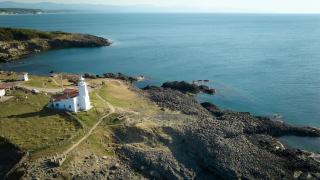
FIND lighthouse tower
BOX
[78,76,91,111]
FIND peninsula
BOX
[0,71,320,179]
[0,28,112,62]
[0,8,45,15]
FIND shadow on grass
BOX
[7,107,66,119]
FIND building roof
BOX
[0,82,15,90]
[52,89,79,102]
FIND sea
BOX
[0,13,319,152]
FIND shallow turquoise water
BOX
[1,13,319,151]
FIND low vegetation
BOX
[97,80,158,114]
[0,28,59,41]
[2,73,320,179]
[0,27,111,62]
[24,75,62,89]
[0,90,79,151]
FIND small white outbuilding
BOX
[0,88,5,98]
[19,72,29,81]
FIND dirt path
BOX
[62,92,115,156]
[50,77,60,86]
[17,84,63,93]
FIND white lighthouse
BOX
[49,76,91,112]
[78,76,91,111]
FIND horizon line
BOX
[1,1,320,14]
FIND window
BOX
[69,105,72,109]
[55,103,59,107]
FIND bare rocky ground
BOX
[19,150,139,180]
[5,84,320,180]
[0,137,25,179]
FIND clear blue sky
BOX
[3,0,320,13]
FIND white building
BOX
[49,77,91,113]
[0,88,5,98]
[0,83,15,98]
[19,72,29,81]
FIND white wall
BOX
[0,89,5,97]
[49,97,79,112]
[78,79,91,111]
[19,74,29,81]
[24,74,29,81]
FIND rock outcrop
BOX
[5,78,320,180]
[0,137,25,179]
[0,28,111,62]
[161,81,215,95]
[132,87,320,179]
[103,72,138,82]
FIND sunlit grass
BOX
[0,90,80,152]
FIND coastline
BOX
[1,71,320,179]
[0,28,112,63]
[1,69,319,153]
[0,26,319,179]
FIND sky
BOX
[2,0,320,13]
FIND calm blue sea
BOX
[0,13,319,151]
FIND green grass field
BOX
[0,77,159,160]
[23,75,62,89]
[0,90,80,152]
[74,92,110,128]
[97,82,158,113]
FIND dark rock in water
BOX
[103,73,137,82]
[162,81,200,94]
[83,73,97,79]
[142,85,159,90]
[249,116,320,137]
[161,81,215,95]
[201,102,224,117]
[199,85,216,95]
[202,102,320,138]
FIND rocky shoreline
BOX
[0,28,111,62]
[137,86,320,179]
[2,73,320,179]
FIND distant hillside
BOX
[0,1,182,13]
[0,28,112,62]
[0,8,45,15]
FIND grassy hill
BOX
[0,28,57,41]
[0,27,111,62]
